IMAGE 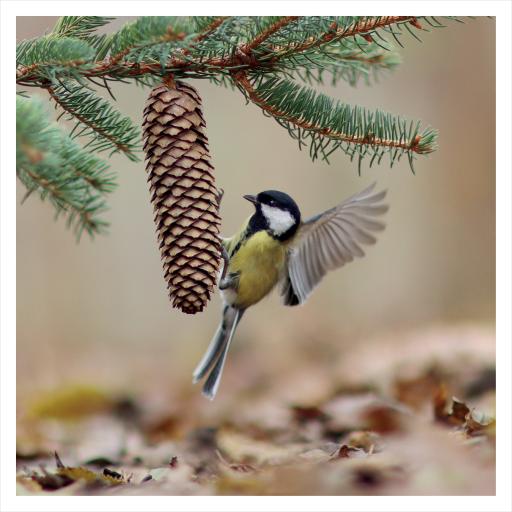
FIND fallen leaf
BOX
[28,386,114,421]
[465,410,496,438]
[27,452,128,491]
[336,445,367,459]
[216,428,304,467]
[363,405,407,434]
[343,431,381,454]
[393,367,444,409]
[27,467,73,491]
[143,415,182,443]
[290,404,329,424]
[323,393,409,436]
[216,450,256,473]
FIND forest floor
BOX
[16,323,495,496]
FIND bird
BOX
[192,183,388,400]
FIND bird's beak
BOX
[243,194,258,205]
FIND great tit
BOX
[193,183,388,400]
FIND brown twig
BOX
[341,53,387,65]
[193,17,229,43]
[16,17,418,86]
[46,84,134,157]
[21,169,62,198]
[19,168,96,230]
[242,16,300,51]
[282,16,419,54]
[162,73,176,89]
[232,70,422,152]
[16,59,89,81]
[110,18,229,72]
[108,24,188,67]
[17,19,232,84]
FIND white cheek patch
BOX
[261,204,295,235]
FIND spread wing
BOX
[281,183,388,306]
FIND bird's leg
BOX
[216,187,225,206]
[215,184,227,285]
[219,246,230,282]
[219,271,239,290]
[216,186,229,289]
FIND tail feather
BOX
[193,306,244,400]
[202,309,243,400]
[192,306,229,383]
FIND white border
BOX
[2,2,511,512]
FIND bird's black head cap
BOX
[244,190,301,241]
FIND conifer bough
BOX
[143,78,222,314]
[16,16,472,239]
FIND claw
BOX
[217,187,225,206]
[220,246,229,281]
[219,271,239,290]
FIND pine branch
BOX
[233,72,436,170]
[109,16,192,63]
[16,96,115,238]
[16,37,95,80]
[242,16,300,51]
[52,16,115,39]
[194,16,229,42]
[46,80,140,161]
[17,16,460,85]
[15,15,476,242]
[278,39,401,87]
[123,17,229,70]
[278,16,419,54]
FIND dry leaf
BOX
[29,386,113,421]
[336,445,367,459]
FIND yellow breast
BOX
[227,231,287,309]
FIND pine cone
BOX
[142,79,222,314]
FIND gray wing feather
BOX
[281,183,388,305]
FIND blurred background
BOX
[16,17,495,411]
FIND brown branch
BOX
[21,168,64,198]
[232,70,422,152]
[46,84,134,157]
[274,16,419,55]
[19,138,106,190]
[341,53,388,65]
[108,24,188,67]
[16,16,229,85]
[19,168,97,230]
[17,20,199,82]
[242,16,300,51]
[23,169,98,230]
[16,18,296,82]
[161,17,230,69]
[110,18,228,69]
[193,17,229,43]
[16,16,420,86]
[16,59,89,81]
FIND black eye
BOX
[269,200,276,206]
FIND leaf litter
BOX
[16,324,495,495]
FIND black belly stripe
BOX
[229,231,248,258]
[229,215,264,258]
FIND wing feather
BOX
[281,183,388,305]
